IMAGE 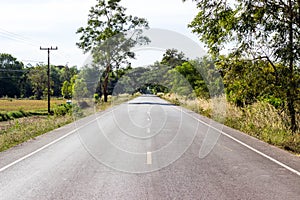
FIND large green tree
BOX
[0,53,24,97]
[76,0,149,102]
[185,0,300,131]
[28,65,48,100]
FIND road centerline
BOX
[147,152,152,165]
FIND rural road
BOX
[0,95,300,199]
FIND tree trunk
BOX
[103,82,108,102]
[287,90,296,132]
[103,64,110,102]
[288,0,297,132]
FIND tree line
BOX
[1,0,299,131]
[74,0,299,131]
[0,53,78,99]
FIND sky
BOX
[0,0,204,67]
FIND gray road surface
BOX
[0,95,300,199]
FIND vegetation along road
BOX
[0,0,299,199]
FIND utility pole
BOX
[40,46,58,114]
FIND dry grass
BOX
[0,99,65,112]
[0,115,73,152]
[161,93,300,154]
[0,94,139,152]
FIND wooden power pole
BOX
[40,46,58,114]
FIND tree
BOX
[28,65,48,100]
[76,0,149,102]
[161,48,188,68]
[185,0,300,131]
[59,66,78,83]
[61,81,72,99]
[61,74,78,99]
[0,53,24,97]
[78,64,102,97]
[51,66,63,97]
[72,77,89,99]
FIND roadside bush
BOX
[10,111,23,118]
[53,103,72,116]
[0,110,30,121]
[0,113,9,121]
[94,93,100,103]
[72,104,84,118]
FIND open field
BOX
[0,99,65,112]
[0,94,139,152]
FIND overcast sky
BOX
[0,0,204,67]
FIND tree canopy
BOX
[185,0,300,131]
[76,0,149,102]
[0,53,24,97]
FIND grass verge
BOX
[0,94,139,152]
[159,93,300,154]
[0,115,73,152]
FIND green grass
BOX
[0,99,66,122]
[0,115,73,152]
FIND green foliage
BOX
[27,65,48,100]
[186,0,237,56]
[0,110,30,122]
[165,57,224,99]
[0,53,25,98]
[186,0,300,61]
[94,93,100,103]
[61,81,73,99]
[72,77,89,99]
[76,0,149,53]
[76,0,149,102]
[173,61,209,98]
[161,48,187,68]
[53,103,72,116]
[186,0,300,131]
[0,52,78,100]
[262,96,284,109]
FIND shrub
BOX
[94,93,100,103]
[72,104,84,118]
[0,110,31,121]
[53,104,72,116]
[0,113,8,121]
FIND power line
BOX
[0,69,29,72]
[21,59,44,63]
[0,28,72,66]
[0,32,38,48]
[0,28,40,47]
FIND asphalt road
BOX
[1,95,300,200]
